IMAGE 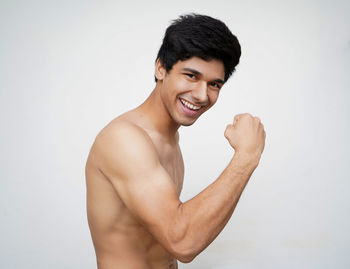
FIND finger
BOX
[259,122,265,131]
[254,116,261,122]
[234,113,246,122]
[224,124,233,138]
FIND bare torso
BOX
[85,109,184,268]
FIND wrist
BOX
[232,151,260,169]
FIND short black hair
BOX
[155,13,241,82]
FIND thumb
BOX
[224,124,234,140]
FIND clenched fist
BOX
[224,113,266,161]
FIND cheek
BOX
[175,78,191,93]
[208,91,220,105]
[169,75,194,92]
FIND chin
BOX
[177,117,198,127]
[181,121,195,127]
[172,108,206,127]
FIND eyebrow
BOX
[182,68,225,84]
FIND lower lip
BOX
[178,98,201,117]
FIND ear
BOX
[155,58,166,81]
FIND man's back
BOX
[86,110,184,268]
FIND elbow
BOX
[166,230,197,263]
[167,203,198,263]
[171,243,197,263]
[178,255,195,264]
[168,231,198,263]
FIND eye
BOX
[209,82,221,89]
[184,73,196,79]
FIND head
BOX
[154,14,241,126]
[155,13,241,83]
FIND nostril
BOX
[192,85,208,101]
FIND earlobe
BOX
[155,58,166,81]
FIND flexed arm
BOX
[175,113,266,261]
[94,114,265,263]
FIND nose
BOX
[192,81,208,104]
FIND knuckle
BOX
[225,124,232,134]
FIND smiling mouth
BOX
[179,98,201,111]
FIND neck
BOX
[136,83,180,141]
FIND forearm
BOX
[175,153,259,260]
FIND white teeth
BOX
[180,98,200,110]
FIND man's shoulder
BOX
[99,119,142,137]
[90,118,160,181]
[93,119,158,165]
[95,119,152,149]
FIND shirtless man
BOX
[85,14,266,268]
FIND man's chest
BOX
[156,144,184,196]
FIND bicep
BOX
[112,161,181,228]
[95,123,183,246]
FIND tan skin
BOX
[85,57,266,268]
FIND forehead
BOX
[173,57,225,81]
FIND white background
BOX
[1,0,349,268]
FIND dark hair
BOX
[155,13,241,82]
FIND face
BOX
[155,57,225,126]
